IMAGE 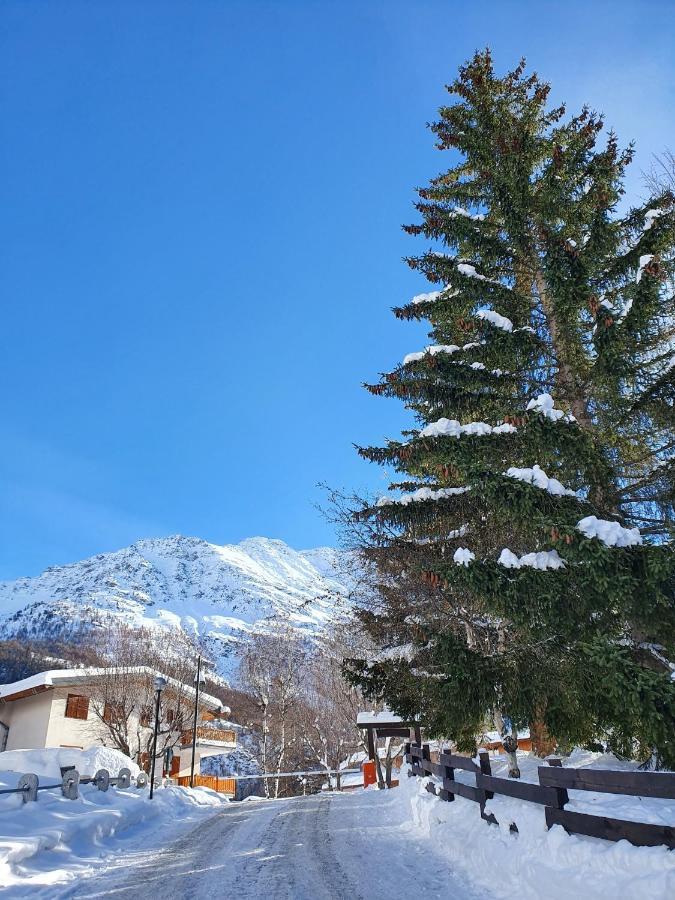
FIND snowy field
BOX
[0,748,228,897]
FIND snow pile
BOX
[397,748,675,900]
[476,309,514,332]
[637,254,654,282]
[419,418,517,439]
[526,393,573,422]
[0,747,226,894]
[453,548,475,567]
[0,747,140,780]
[498,548,566,571]
[576,516,642,547]
[376,486,468,508]
[504,465,576,497]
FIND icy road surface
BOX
[66,790,486,899]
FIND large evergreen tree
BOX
[346,52,675,766]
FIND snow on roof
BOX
[0,666,226,712]
[356,709,406,726]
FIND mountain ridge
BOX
[0,535,351,674]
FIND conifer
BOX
[347,51,675,765]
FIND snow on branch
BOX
[419,418,517,438]
[403,342,480,365]
[576,516,642,547]
[453,547,475,566]
[504,465,577,497]
[526,393,575,422]
[636,254,654,283]
[376,486,469,508]
[476,309,513,332]
[498,548,566,570]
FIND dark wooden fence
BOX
[405,742,675,849]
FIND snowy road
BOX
[65,790,486,900]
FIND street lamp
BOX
[190,656,206,788]
[149,675,167,800]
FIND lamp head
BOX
[154,675,168,693]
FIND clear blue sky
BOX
[2,1,673,578]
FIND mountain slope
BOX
[0,536,351,671]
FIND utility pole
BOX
[189,655,202,788]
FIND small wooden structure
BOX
[357,710,421,761]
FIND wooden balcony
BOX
[180,726,236,746]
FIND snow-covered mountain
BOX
[0,536,351,672]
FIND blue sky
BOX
[2,1,674,578]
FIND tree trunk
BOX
[530,713,557,758]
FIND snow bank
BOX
[0,748,226,895]
[396,750,675,900]
[0,746,140,780]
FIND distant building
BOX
[0,666,238,781]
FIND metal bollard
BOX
[94,768,110,792]
[62,769,80,800]
[18,773,39,803]
[136,772,148,789]
[117,767,131,789]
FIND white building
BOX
[0,666,237,780]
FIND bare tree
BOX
[84,623,209,770]
[237,622,308,798]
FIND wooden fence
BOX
[405,742,675,849]
[175,775,236,794]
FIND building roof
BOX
[356,708,408,727]
[0,666,228,712]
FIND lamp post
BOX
[189,655,204,788]
[149,675,167,800]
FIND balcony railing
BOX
[180,726,236,746]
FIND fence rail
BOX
[0,766,147,805]
[405,742,675,849]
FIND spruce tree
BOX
[347,51,675,766]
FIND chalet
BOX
[0,666,238,780]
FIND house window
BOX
[64,694,89,720]
[166,708,175,724]
[139,707,152,727]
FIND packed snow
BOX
[498,548,566,570]
[504,464,577,497]
[0,747,227,895]
[419,418,517,438]
[576,516,642,547]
